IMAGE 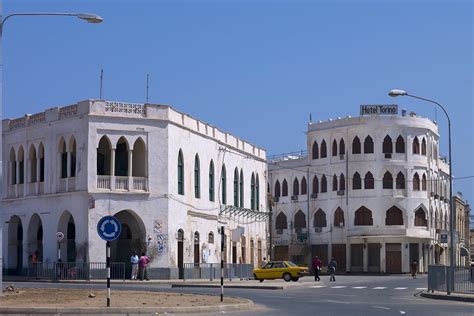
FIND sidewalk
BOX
[420,290,474,303]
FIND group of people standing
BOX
[312,256,337,282]
[130,252,151,281]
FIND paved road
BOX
[13,275,474,315]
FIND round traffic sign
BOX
[56,232,65,242]
[97,216,122,241]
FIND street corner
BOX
[419,290,474,303]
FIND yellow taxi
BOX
[253,261,309,282]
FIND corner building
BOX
[2,100,267,278]
[269,112,450,273]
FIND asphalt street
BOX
[13,275,474,316]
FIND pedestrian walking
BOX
[261,257,268,268]
[139,252,150,281]
[312,256,321,282]
[410,260,418,279]
[328,257,337,282]
[130,252,139,280]
[31,250,39,279]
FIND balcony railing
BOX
[133,177,147,191]
[96,175,148,192]
[115,176,129,190]
[97,175,111,189]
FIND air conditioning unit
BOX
[339,154,345,160]
[295,228,302,234]
[311,193,318,199]
[314,227,322,233]
[337,190,345,196]
[273,196,279,203]
[291,195,298,201]
[385,153,392,159]
[276,229,283,235]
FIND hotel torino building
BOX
[2,100,267,278]
[268,111,450,273]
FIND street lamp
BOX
[0,8,102,294]
[388,89,455,292]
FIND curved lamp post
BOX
[389,89,455,293]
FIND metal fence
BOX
[428,265,474,294]
[27,262,125,281]
[182,263,254,281]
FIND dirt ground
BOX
[0,287,245,308]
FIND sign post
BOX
[97,216,121,308]
[220,225,224,302]
[56,232,64,262]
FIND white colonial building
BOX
[268,111,450,273]
[2,100,268,278]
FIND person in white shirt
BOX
[130,252,139,280]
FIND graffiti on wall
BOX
[153,220,168,255]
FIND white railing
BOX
[115,176,129,190]
[58,178,67,193]
[133,177,147,191]
[97,175,112,189]
[38,182,44,195]
[68,178,76,191]
[28,183,36,196]
[17,184,24,197]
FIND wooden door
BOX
[331,244,346,273]
[386,243,401,273]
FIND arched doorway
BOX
[58,211,76,263]
[27,213,43,264]
[194,232,200,265]
[110,210,146,276]
[177,229,184,279]
[7,215,23,274]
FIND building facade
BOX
[2,100,268,278]
[454,193,470,266]
[268,112,451,273]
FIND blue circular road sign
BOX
[97,216,122,241]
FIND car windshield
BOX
[286,261,298,267]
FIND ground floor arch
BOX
[58,211,76,263]
[27,213,43,264]
[7,215,23,274]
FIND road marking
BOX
[416,287,427,290]
[331,285,347,289]
[373,287,387,290]
[372,306,390,310]
[394,287,408,290]
[310,285,326,288]
[323,299,350,304]
[400,311,406,315]
[352,286,367,289]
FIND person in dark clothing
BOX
[410,260,418,279]
[312,256,321,281]
[328,257,337,282]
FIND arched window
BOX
[233,167,238,205]
[352,136,361,154]
[413,173,420,191]
[364,172,374,189]
[320,140,327,158]
[415,208,427,226]
[332,140,338,156]
[383,135,393,154]
[412,137,420,154]
[354,206,373,225]
[294,210,306,229]
[239,169,244,207]
[115,137,129,177]
[339,138,345,155]
[421,138,427,156]
[9,148,16,185]
[314,209,327,228]
[332,174,338,191]
[422,174,427,191]
[221,165,227,204]
[352,172,361,190]
[364,136,374,153]
[301,177,307,195]
[178,150,184,195]
[321,175,327,193]
[194,154,200,198]
[386,206,403,225]
[396,135,405,153]
[29,145,37,183]
[251,173,256,210]
[208,232,214,244]
[274,180,281,198]
[334,207,344,227]
[38,143,45,182]
[276,212,288,229]
[97,136,111,176]
[59,138,67,179]
[339,173,345,191]
[282,179,288,196]
[293,178,299,196]
[256,174,260,210]
[383,171,393,189]
[18,146,24,184]
[209,160,215,202]
[312,176,319,194]
[396,172,405,189]
[312,141,319,159]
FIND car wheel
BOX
[253,273,259,281]
[283,273,292,282]
[260,279,264,283]
[291,277,299,282]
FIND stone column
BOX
[36,157,41,194]
[346,242,351,273]
[380,242,386,273]
[110,149,115,190]
[128,150,133,190]
[66,151,71,191]
[363,241,368,272]
[15,160,20,197]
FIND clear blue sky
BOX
[3,0,473,203]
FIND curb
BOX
[171,283,284,290]
[420,291,474,303]
[0,298,254,315]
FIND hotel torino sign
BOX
[360,104,398,115]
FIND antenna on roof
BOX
[309,113,312,123]
[99,69,104,99]
[146,74,150,104]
